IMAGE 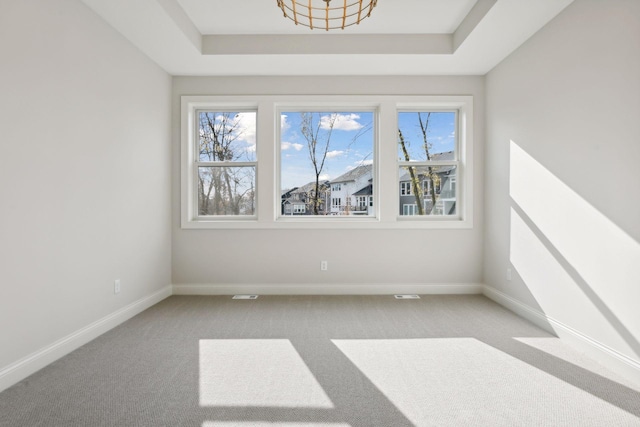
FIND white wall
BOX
[0,0,172,382]
[485,0,640,379]
[172,76,484,291]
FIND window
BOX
[182,95,472,229]
[398,111,459,217]
[194,110,257,217]
[400,182,412,196]
[403,204,418,216]
[280,110,374,217]
[422,179,442,195]
[356,196,368,209]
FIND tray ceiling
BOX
[81,0,574,76]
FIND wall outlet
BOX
[114,279,121,294]
[320,261,328,271]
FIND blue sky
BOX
[280,111,456,190]
[199,111,457,190]
[397,111,456,161]
[280,111,375,190]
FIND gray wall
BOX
[485,0,639,369]
[0,0,172,370]
[172,76,484,288]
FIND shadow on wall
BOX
[508,140,640,361]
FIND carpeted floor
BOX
[1,295,639,426]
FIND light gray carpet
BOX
[1,295,639,426]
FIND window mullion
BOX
[378,100,397,223]
[195,161,256,167]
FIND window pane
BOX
[398,112,456,161]
[198,166,256,216]
[399,165,457,216]
[280,111,374,216]
[198,111,256,162]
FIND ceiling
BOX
[81,0,574,76]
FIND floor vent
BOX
[394,294,420,299]
[232,295,259,300]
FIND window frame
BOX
[396,107,463,221]
[181,95,473,229]
[181,101,259,225]
[276,104,378,221]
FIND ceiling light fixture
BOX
[276,0,378,31]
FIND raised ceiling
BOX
[81,0,574,76]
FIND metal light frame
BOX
[276,0,378,31]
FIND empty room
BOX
[1,0,639,426]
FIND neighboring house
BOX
[282,181,329,215]
[285,155,456,217]
[328,164,373,215]
[398,151,456,215]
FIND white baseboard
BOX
[0,285,172,393]
[172,282,484,296]
[6,283,637,393]
[482,285,640,386]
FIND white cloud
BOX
[233,112,257,145]
[281,114,290,131]
[319,174,330,181]
[282,141,304,151]
[207,112,256,145]
[320,113,364,131]
[326,150,345,159]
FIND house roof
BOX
[282,198,306,206]
[281,187,298,197]
[353,184,373,196]
[330,164,372,184]
[291,181,329,195]
[399,151,456,181]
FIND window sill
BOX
[181,217,472,230]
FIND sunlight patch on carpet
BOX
[203,423,351,427]
[332,338,640,426]
[199,339,334,408]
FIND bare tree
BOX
[398,128,425,215]
[300,112,337,215]
[198,112,254,215]
[398,112,442,215]
[418,112,440,213]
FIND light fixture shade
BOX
[277,0,378,31]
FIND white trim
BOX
[4,283,638,393]
[182,95,473,230]
[173,283,484,296]
[483,285,640,385]
[0,286,172,393]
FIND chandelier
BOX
[276,0,378,31]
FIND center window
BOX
[279,111,375,217]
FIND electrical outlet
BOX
[320,261,328,271]
[114,279,121,294]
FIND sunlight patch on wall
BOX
[332,338,639,425]
[509,141,639,343]
[509,208,633,352]
[199,339,334,408]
